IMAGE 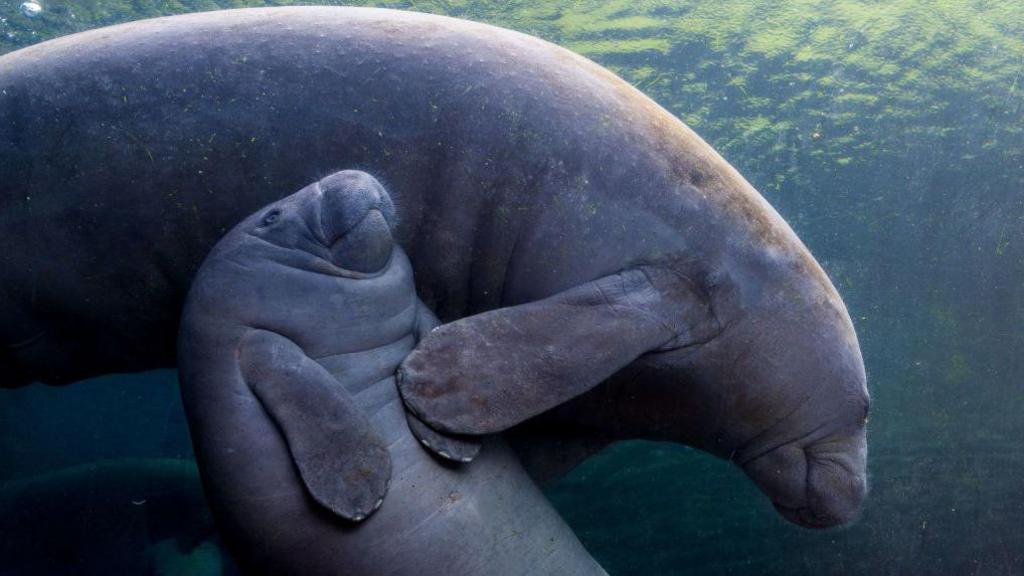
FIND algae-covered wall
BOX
[2,1,1022,574]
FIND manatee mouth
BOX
[741,440,867,531]
[330,208,394,273]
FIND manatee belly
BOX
[311,336,604,575]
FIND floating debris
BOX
[19,1,43,18]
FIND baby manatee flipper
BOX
[401,301,482,463]
[398,266,717,435]
[405,414,481,463]
[239,329,391,522]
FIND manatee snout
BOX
[664,252,872,530]
[317,170,397,273]
[728,329,869,530]
[729,295,870,529]
[742,430,867,529]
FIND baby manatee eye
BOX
[261,209,281,227]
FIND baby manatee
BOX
[177,171,607,575]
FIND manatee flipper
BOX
[398,266,718,435]
[239,329,391,522]
[401,301,482,462]
[405,413,481,463]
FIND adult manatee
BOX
[179,170,604,575]
[0,7,868,528]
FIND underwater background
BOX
[1,1,1022,574]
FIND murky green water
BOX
[2,1,1022,574]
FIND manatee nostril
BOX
[317,171,395,246]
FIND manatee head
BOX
[191,170,400,339]
[633,236,869,529]
[243,169,397,275]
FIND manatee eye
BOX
[261,210,281,226]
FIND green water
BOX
[2,1,1022,574]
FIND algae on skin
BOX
[3,0,1020,324]
[2,0,1020,199]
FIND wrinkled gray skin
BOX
[178,171,605,575]
[0,8,868,529]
